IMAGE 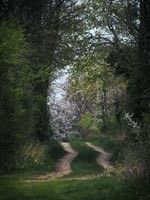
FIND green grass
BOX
[88,137,123,163]
[68,141,103,177]
[73,136,123,163]
[0,176,149,200]
[67,136,123,177]
[0,138,150,200]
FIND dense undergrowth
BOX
[0,140,65,177]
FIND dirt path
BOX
[26,142,113,183]
[35,142,78,180]
[86,142,113,170]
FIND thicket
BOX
[0,0,85,172]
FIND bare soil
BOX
[35,142,78,180]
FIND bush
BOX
[0,140,66,175]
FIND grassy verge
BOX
[0,176,149,200]
[67,141,103,177]
[0,140,65,179]
[72,136,123,164]
[88,137,123,163]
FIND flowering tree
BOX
[48,69,78,140]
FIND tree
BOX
[67,52,127,136]
[134,0,150,121]
[0,21,34,170]
[0,0,89,170]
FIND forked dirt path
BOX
[35,142,78,180]
[28,141,113,182]
[86,142,113,170]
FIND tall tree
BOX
[133,0,150,121]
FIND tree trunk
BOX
[133,0,150,120]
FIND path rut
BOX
[35,142,78,180]
[86,142,113,170]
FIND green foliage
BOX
[68,52,127,137]
[1,140,65,175]
[80,112,97,132]
[0,0,92,172]
[87,137,124,163]
[0,20,52,171]
[0,20,33,171]
[15,142,54,173]
[0,21,25,65]
[0,1,149,191]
